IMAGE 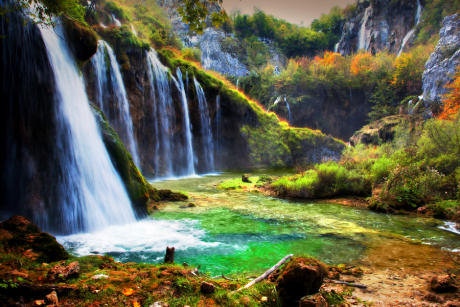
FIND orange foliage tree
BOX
[438,67,460,120]
[350,52,375,76]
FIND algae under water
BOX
[59,172,459,276]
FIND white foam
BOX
[439,221,460,235]
[57,219,220,256]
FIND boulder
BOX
[48,261,80,281]
[276,257,328,306]
[430,274,458,293]
[0,216,69,262]
[200,281,216,294]
[350,115,405,146]
[62,17,98,62]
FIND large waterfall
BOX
[193,77,215,172]
[92,40,141,168]
[40,24,135,233]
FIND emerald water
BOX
[59,172,459,276]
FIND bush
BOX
[182,47,201,62]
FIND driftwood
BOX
[325,279,367,289]
[234,254,293,293]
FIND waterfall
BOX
[236,78,239,90]
[39,24,135,233]
[215,95,222,158]
[397,0,423,57]
[111,14,121,27]
[358,7,372,51]
[193,77,215,172]
[174,68,196,176]
[92,40,141,168]
[131,24,137,36]
[146,48,174,177]
[285,98,292,123]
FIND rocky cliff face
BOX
[336,0,422,55]
[422,14,460,105]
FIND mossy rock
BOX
[0,216,69,263]
[350,115,406,146]
[62,17,98,62]
[91,105,149,215]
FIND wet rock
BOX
[62,17,98,62]
[276,257,328,306]
[430,274,458,293]
[299,293,328,307]
[242,174,251,183]
[45,291,58,305]
[200,281,215,294]
[48,261,80,281]
[0,216,69,263]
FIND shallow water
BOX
[59,172,459,275]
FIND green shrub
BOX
[182,47,201,62]
[370,156,397,184]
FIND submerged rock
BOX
[0,216,69,263]
[276,257,328,306]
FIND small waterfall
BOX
[40,24,135,233]
[174,68,196,176]
[236,78,239,90]
[285,98,292,123]
[397,0,423,57]
[358,7,372,51]
[92,40,141,168]
[131,24,137,36]
[111,14,121,27]
[334,42,339,53]
[193,77,215,172]
[146,48,175,177]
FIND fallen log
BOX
[234,254,293,293]
[325,279,367,289]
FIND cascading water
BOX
[174,68,196,176]
[40,23,135,233]
[358,6,372,51]
[146,48,175,177]
[397,0,423,56]
[285,98,292,123]
[92,40,141,168]
[193,77,215,172]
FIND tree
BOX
[177,0,227,34]
[438,66,460,120]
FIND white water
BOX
[358,6,372,51]
[57,219,220,256]
[130,24,137,36]
[111,14,121,27]
[146,48,175,177]
[439,221,460,235]
[397,0,423,57]
[285,98,292,123]
[92,40,141,168]
[40,24,135,233]
[174,68,196,176]
[193,77,215,172]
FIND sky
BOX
[222,0,355,26]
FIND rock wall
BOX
[336,0,422,55]
[422,14,460,105]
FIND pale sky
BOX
[222,0,355,26]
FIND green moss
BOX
[91,105,149,213]
[218,176,260,190]
[62,17,98,62]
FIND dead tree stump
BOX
[164,246,175,264]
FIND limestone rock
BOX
[350,115,405,146]
[422,14,460,105]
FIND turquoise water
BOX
[60,172,459,276]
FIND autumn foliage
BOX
[438,67,460,120]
